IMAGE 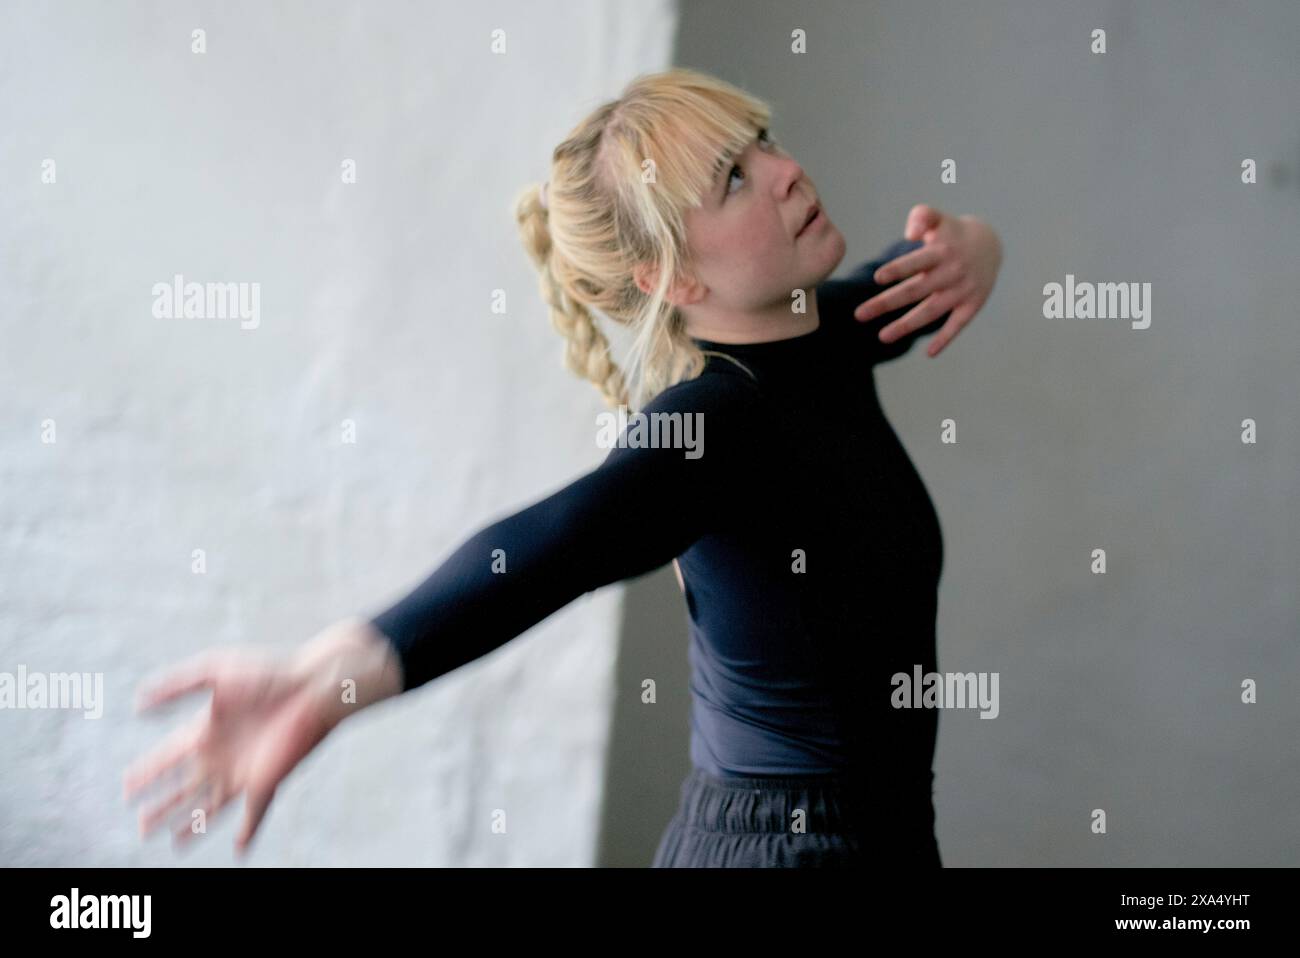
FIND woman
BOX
[123,67,1002,867]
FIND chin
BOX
[813,226,847,277]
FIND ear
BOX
[632,261,657,297]
[634,261,703,307]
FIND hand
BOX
[853,205,1003,357]
[123,644,335,857]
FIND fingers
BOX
[924,299,979,357]
[236,787,277,856]
[172,775,231,849]
[123,714,205,801]
[131,756,242,853]
[857,271,931,322]
[134,650,220,713]
[857,257,961,323]
[904,204,943,242]
[869,244,943,288]
[138,775,202,838]
[878,288,963,345]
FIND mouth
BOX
[795,202,822,238]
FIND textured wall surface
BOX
[669,0,1299,865]
[0,0,676,866]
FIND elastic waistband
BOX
[676,766,936,835]
[677,767,858,834]
[690,767,854,790]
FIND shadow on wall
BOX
[594,566,693,867]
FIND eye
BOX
[724,128,777,197]
[724,162,745,196]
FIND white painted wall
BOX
[0,0,677,866]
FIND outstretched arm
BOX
[124,372,760,855]
[362,373,761,695]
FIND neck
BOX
[685,291,821,345]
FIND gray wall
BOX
[0,0,678,866]
[652,0,1298,865]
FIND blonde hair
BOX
[515,67,772,411]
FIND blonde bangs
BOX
[615,75,772,213]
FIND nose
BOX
[773,155,808,200]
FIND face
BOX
[639,127,846,341]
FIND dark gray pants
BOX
[652,766,941,868]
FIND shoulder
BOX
[598,362,764,472]
[642,360,765,419]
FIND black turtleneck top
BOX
[367,238,949,804]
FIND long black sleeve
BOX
[366,369,763,693]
